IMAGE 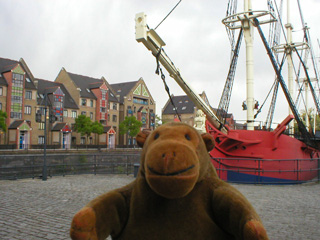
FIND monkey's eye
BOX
[185,134,191,141]
[154,133,160,140]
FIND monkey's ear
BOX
[136,129,151,148]
[201,133,215,151]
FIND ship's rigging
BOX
[135,0,320,184]
[218,0,320,145]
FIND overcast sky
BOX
[1,0,320,125]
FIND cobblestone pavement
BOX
[0,175,319,240]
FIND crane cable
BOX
[155,49,182,122]
[155,0,182,30]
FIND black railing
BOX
[0,153,140,180]
[0,144,140,151]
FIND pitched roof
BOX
[110,81,138,103]
[36,78,79,109]
[0,58,17,73]
[162,95,196,115]
[0,76,8,86]
[0,57,36,90]
[67,72,103,99]
[8,120,31,129]
[104,81,119,103]
[51,123,67,131]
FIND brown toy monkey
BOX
[70,122,268,240]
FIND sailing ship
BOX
[135,0,320,184]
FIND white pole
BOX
[305,82,309,131]
[314,108,316,134]
[286,0,295,134]
[244,0,255,130]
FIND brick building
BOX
[161,92,235,130]
[0,57,157,149]
[0,57,37,148]
[111,78,156,145]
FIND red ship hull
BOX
[206,115,319,184]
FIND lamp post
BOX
[43,92,48,181]
[36,92,48,181]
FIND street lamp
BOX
[36,92,48,181]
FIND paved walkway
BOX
[0,175,319,240]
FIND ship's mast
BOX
[243,0,255,130]
[286,0,294,134]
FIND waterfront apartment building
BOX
[111,78,156,146]
[0,57,156,149]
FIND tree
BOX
[74,115,92,143]
[294,108,320,134]
[91,121,104,144]
[155,114,162,128]
[0,110,7,133]
[119,116,142,145]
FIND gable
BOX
[133,83,150,97]
[100,83,108,91]
[133,84,141,95]
[54,87,65,96]
[19,122,31,131]
[142,85,149,97]
[12,65,25,75]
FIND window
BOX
[24,105,32,115]
[81,99,87,106]
[25,91,32,99]
[72,110,77,118]
[81,111,86,116]
[112,115,117,122]
[80,137,86,144]
[113,103,117,110]
[90,112,93,120]
[100,107,106,113]
[0,102,2,110]
[89,137,93,144]
[90,100,93,107]
[11,73,23,119]
[133,97,148,105]
[38,136,45,144]
[0,87,2,96]
[54,94,64,108]
[39,122,45,130]
[63,110,68,117]
[101,90,107,100]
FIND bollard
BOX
[134,163,140,178]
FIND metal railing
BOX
[0,144,140,151]
[0,153,141,180]
[211,157,320,184]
